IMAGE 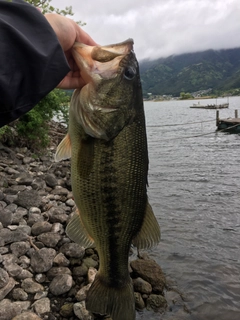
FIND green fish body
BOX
[55,39,160,320]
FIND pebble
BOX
[32,297,51,314]
[30,248,56,273]
[21,278,44,293]
[49,274,73,295]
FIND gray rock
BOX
[0,277,16,301]
[73,301,94,320]
[15,269,33,280]
[31,178,46,190]
[130,259,166,293]
[60,243,85,259]
[60,303,74,317]
[5,203,18,213]
[21,278,44,293]
[47,267,71,280]
[73,264,88,277]
[14,190,42,210]
[0,201,7,211]
[0,299,21,320]
[134,292,145,310]
[2,253,18,265]
[31,221,52,236]
[45,174,58,188]
[5,263,23,277]
[82,257,98,269]
[66,198,75,207]
[12,207,28,224]
[12,311,42,320]
[17,225,31,236]
[32,297,51,314]
[0,228,28,244]
[51,222,65,234]
[49,274,73,295]
[76,284,91,302]
[15,172,33,185]
[53,253,70,267]
[12,288,28,301]
[4,194,18,205]
[37,232,61,247]
[0,209,13,227]
[133,277,152,294]
[18,255,30,268]
[10,241,31,257]
[0,247,8,254]
[30,248,56,273]
[0,268,9,288]
[146,294,167,311]
[27,213,44,227]
[33,291,48,300]
[35,273,47,284]
[47,206,68,223]
[87,267,97,284]
[51,187,69,196]
[29,207,41,214]
[6,167,19,175]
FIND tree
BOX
[26,0,85,25]
[0,0,84,150]
[179,92,194,100]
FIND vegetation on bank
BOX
[0,0,78,150]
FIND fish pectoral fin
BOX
[86,275,135,320]
[132,200,161,249]
[55,133,72,162]
[66,209,95,248]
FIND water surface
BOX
[139,97,240,320]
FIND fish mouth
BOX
[72,39,134,82]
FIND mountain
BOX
[139,47,240,97]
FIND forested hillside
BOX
[139,47,240,97]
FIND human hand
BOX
[44,13,97,89]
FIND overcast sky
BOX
[52,0,240,61]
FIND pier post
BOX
[216,110,219,127]
[235,109,238,118]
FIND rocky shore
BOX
[0,124,176,320]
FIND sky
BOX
[51,0,240,61]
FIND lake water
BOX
[138,97,240,320]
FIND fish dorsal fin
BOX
[55,133,71,162]
[132,201,160,249]
[66,209,95,248]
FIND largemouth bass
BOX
[55,39,160,320]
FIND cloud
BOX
[52,0,240,60]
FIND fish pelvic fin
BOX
[66,209,95,248]
[55,133,71,162]
[132,200,161,249]
[86,275,135,320]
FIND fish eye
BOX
[124,66,136,80]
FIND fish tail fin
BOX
[86,275,135,320]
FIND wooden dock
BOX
[216,110,240,133]
[190,102,229,109]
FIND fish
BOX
[55,39,160,320]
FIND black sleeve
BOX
[0,0,70,127]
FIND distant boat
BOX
[190,101,229,109]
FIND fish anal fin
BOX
[86,275,135,320]
[132,201,160,249]
[66,209,94,248]
[55,133,72,162]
